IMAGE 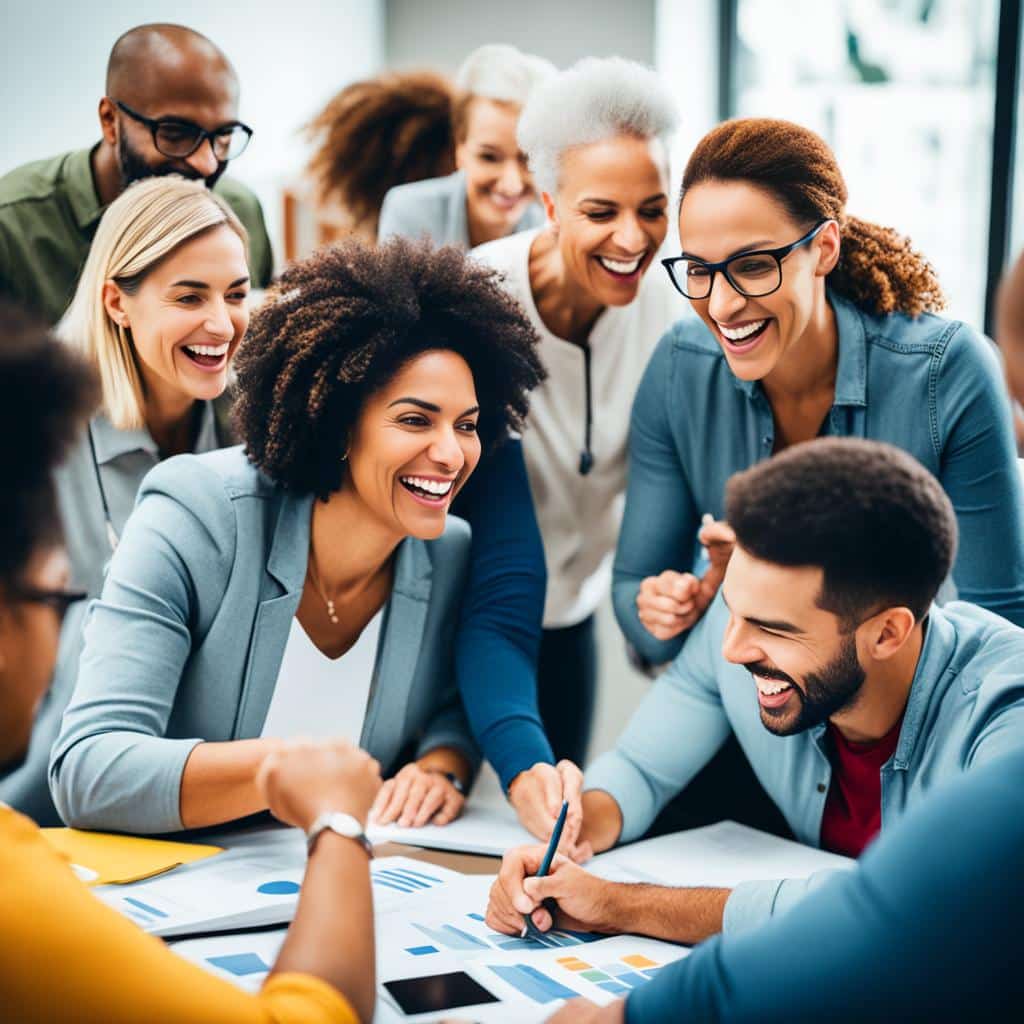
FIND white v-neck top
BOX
[260,610,384,744]
[472,228,679,627]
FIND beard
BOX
[748,633,867,737]
[117,132,226,190]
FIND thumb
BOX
[523,873,563,902]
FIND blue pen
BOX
[522,800,569,938]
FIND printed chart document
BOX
[368,803,534,856]
[588,819,854,887]
[376,876,688,1021]
[100,820,463,938]
[172,874,689,1022]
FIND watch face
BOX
[326,812,361,837]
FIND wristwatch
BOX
[426,769,466,795]
[306,811,374,858]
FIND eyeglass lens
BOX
[154,123,250,161]
[674,253,782,299]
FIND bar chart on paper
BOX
[401,910,601,960]
[470,936,688,1010]
[552,951,665,997]
[372,863,450,896]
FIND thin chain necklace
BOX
[306,547,340,624]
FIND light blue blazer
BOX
[378,169,544,250]
[49,446,477,833]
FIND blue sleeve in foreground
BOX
[626,750,1024,1023]
[452,440,553,790]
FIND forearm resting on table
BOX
[416,746,472,787]
[179,739,280,830]
[604,882,730,945]
[272,831,376,1023]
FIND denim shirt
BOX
[584,597,1024,934]
[613,292,1024,664]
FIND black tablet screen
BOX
[383,970,501,1015]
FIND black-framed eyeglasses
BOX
[114,100,253,162]
[12,586,88,623]
[661,220,830,300]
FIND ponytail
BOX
[681,118,946,318]
[831,215,944,316]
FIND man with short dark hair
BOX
[486,437,1024,945]
[0,23,273,323]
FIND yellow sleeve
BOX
[0,807,358,1024]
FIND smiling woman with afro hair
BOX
[49,236,555,842]
[234,236,544,498]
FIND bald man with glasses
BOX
[0,22,273,324]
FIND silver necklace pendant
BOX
[327,598,339,625]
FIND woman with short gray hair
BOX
[473,56,680,783]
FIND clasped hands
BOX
[256,739,467,832]
[636,515,735,641]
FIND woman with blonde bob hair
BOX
[0,176,250,824]
[55,175,250,594]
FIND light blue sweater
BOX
[585,597,1024,933]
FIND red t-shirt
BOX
[820,712,905,858]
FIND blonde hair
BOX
[57,176,248,429]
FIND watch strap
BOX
[306,811,374,859]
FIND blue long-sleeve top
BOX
[626,745,1024,1022]
[452,438,553,789]
[613,291,1024,664]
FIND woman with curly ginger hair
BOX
[304,70,457,239]
[616,117,1024,671]
[50,238,545,838]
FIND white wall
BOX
[1,0,385,267]
[384,0,655,73]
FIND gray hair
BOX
[456,44,557,106]
[517,57,679,194]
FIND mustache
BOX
[743,661,796,687]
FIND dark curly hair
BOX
[682,118,945,317]
[305,71,456,235]
[233,237,545,498]
[0,303,98,587]
[726,437,956,625]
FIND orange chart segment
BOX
[622,954,659,969]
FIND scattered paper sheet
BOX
[100,819,463,938]
[368,804,535,856]
[588,820,854,888]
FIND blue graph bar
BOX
[497,936,544,951]
[468,912,485,921]
[488,964,578,1004]
[641,969,661,979]
[376,869,431,890]
[124,897,167,919]
[598,980,630,995]
[405,945,438,956]
[208,953,271,976]
[372,877,415,893]
[411,922,490,951]
[615,971,649,988]
[395,867,443,884]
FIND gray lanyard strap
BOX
[86,423,120,552]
